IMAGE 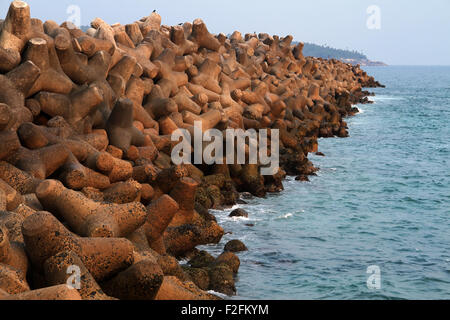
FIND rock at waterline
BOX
[295,175,310,182]
[212,252,240,274]
[315,152,325,157]
[224,240,248,253]
[188,250,216,268]
[229,208,249,218]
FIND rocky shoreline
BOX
[0,1,383,300]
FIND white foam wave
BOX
[207,290,229,299]
[370,95,404,101]
[229,216,250,221]
[278,213,293,219]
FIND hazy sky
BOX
[1,0,449,65]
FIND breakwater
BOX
[0,0,382,299]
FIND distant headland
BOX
[301,42,387,66]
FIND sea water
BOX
[198,66,450,300]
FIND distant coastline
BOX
[340,58,388,67]
[300,42,387,66]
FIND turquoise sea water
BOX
[200,66,450,300]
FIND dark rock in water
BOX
[208,265,236,296]
[296,175,310,182]
[264,168,286,193]
[188,250,215,268]
[315,152,325,157]
[236,199,248,205]
[239,164,266,197]
[183,250,241,296]
[184,250,241,296]
[182,266,210,290]
[229,208,249,218]
[338,127,349,137]
[224,240,248,253]
[245,224,255,227]
[212,252,240,273]
[240,192,253,199]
